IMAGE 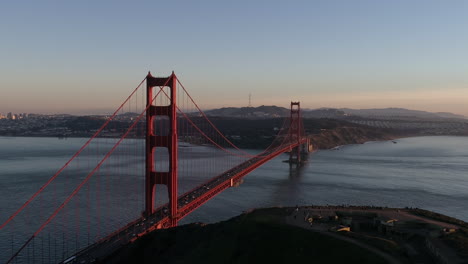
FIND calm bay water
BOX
[183,135,468,223]
[0,135,467,261]
[1,136,467,223]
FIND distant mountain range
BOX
[204,106,466,120]
[204,106,288,118]
[338,108,466,119]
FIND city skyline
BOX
[1,1,468,115]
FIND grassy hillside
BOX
[309,126,396,149]
[207,117,398,149]
[100,208,389,264]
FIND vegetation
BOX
[340,232,403,256]
[210,117,399,149]
[408,208,468,259]
[442,228,468,258]
[308,126,396,149]
[101,208,389,264]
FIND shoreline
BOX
[308,126,405,150]
[317,134,468,151]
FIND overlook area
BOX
[100,206,468,264]
[2,2,468,263]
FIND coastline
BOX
[308,126,406,150]
[313,133,468,151]
[0,132,463,150]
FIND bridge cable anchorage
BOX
[6,76,171,264]
[0,77,147,231]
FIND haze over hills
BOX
[204,105,288,118]
[204,106,466,120]
[340,108,466,120]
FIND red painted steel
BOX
[289,102,302,164]
[7,90,159,263]
[67,139,308,263]
[0,78,147,231]
[5,72,310,263]
[176,140,307,220]
[145,72,179,227]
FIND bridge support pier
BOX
[145,72,178,227]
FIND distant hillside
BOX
[118,112,139,117]
[205,105,288,118]
[309,126,397,149]
[205,106,348,119]
[340,108,466,120]
[302,108,347,119]
[435,112,466,119]
[204,106,465,120]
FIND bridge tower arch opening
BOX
[145,72,178,227]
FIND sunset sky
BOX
[1,0,468,115]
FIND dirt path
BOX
[397,210,459,229]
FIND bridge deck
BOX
[71,139,307,263]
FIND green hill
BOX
[100,208,388,264]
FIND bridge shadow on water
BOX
[268,161,310,207]
[288,163,306,179]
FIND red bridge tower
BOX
[145,72,179,227]
[289,102,303,164]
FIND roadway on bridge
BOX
[70,140,306,263]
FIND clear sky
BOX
[1,0,468,115]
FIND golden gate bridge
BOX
[0,72,309,263]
